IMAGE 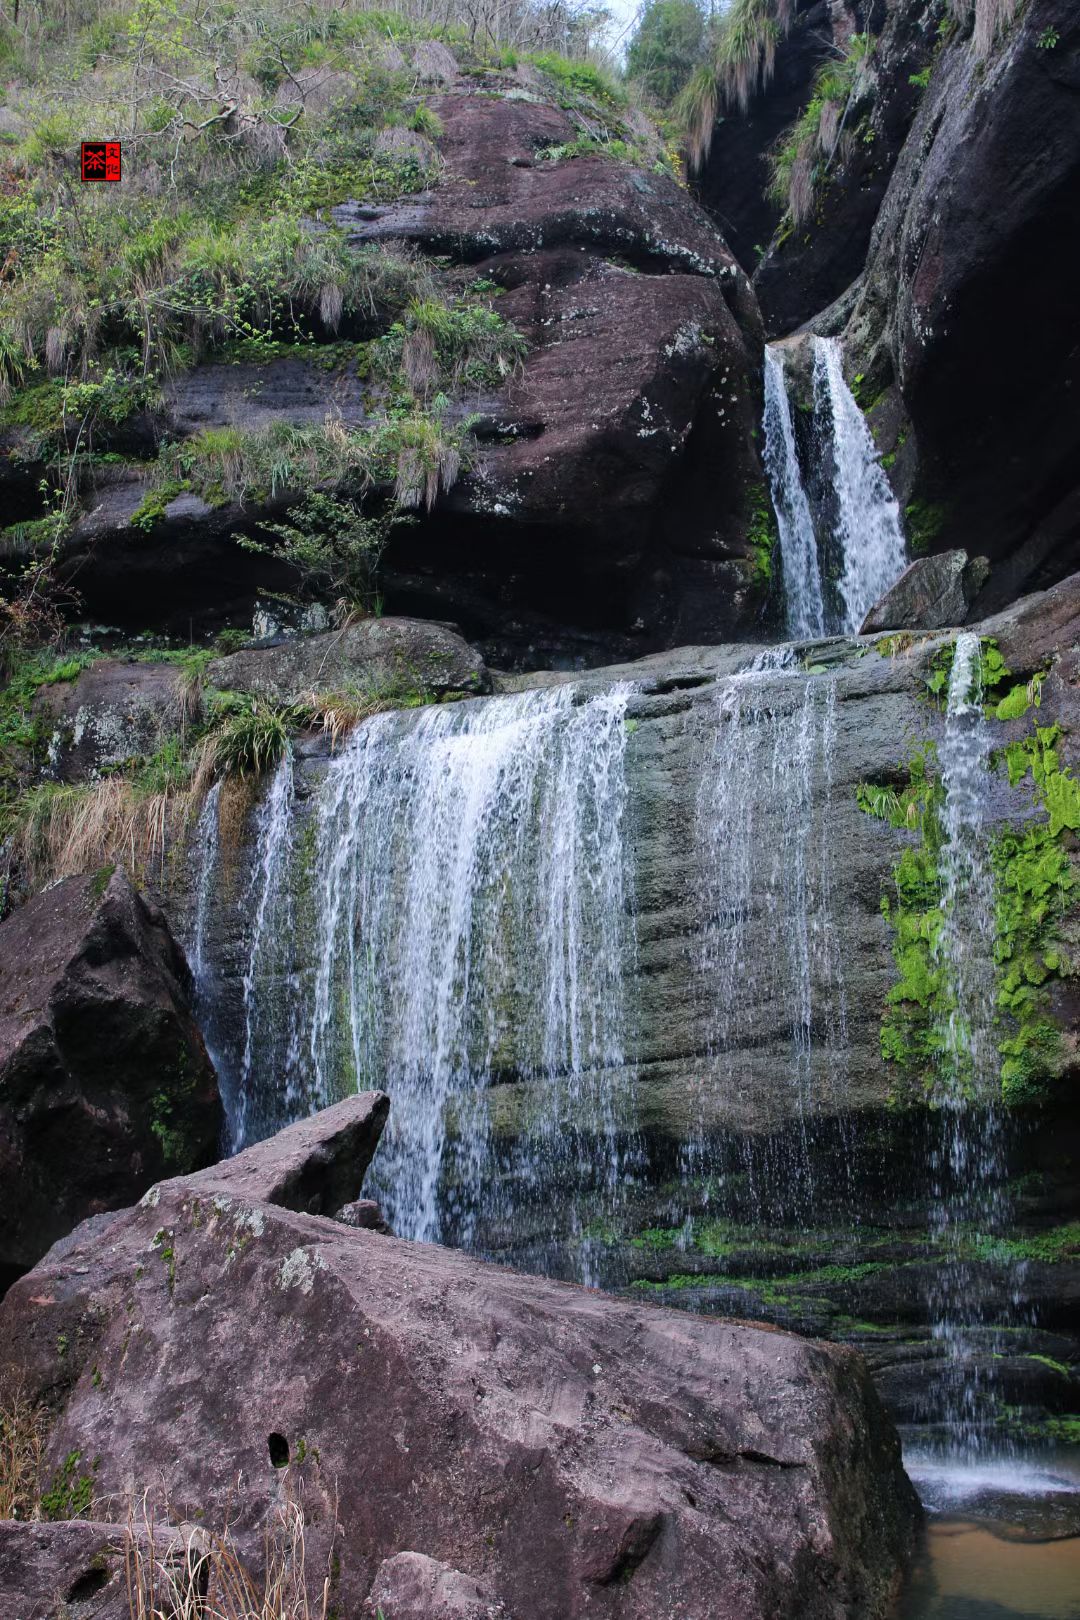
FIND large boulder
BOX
[0,869,221,1291]
[30,659,188,784]
[336,74,767,652]
[207,616,489,703]
[0,1101,920,1620]
[859,550,989,633]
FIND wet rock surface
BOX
[0,1111,920,1620]
[0,869,221,1292]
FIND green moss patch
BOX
[858,641,1078,1105]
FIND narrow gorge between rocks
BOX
[2,5,1079,1617]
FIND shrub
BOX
[237,493,403,617]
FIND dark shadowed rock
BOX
[750,0,934,335]
[846,0,1080,595]
[0,869,221,1290]
[207,617,489,702]
[0,1131,919,1620]
[181,1091,389,1216]
[859,550,989,633]
[695,1,862,282]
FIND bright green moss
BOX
[859,643,1078,1106]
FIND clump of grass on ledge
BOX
[766,32,873,228]
[205,703,294,780]
[152,408,478,514]
[676,0,794,167]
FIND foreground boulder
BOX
[0,1097,919,1620]
[0,869,221,1291]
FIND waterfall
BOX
[237,750,300,1150]
[911,632,1016,1485]
[762,337,907,637]
[763,346,826,640]
[691,668,848,1205]
[210,684,635,1256]
[309,682,633,1244]
[935,633,998,1097]
[188,779,221,988]
[812,335,908,633]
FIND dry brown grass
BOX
[0,1387,48,1520]
[125,1496,330,1620]
[9,778,192,893]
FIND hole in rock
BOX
[66,1566,110,1601]
[268,1432,290,1469]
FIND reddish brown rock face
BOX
[0,869,221,1291]
[331,75,770,655]
[0,1108,919,1620]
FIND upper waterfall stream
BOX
[763,335,908,638]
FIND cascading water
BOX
[203,683,635,1265]
[689,667,849,1212]
[762,336,907,637]
[910,632,1018,1488]
[236,748,299,1150]
[763,346,826,640]
[812,335,908,633]
[309,682,634,1247]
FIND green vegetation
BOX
[904,499,948,553]
[970,1221,1080,1265]
[677,0,793,166]
[744,479,777,587]
[0,0,551,656]
[625,0,708,107]
[40,1448,97,1521]
[997,1410,1080,1446]
[238,493,401,617]
[206,702,293,779]
[858,637,1079,1105]
[767,33,874,228]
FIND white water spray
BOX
[812,335,908,633]
[763,346,826,639]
